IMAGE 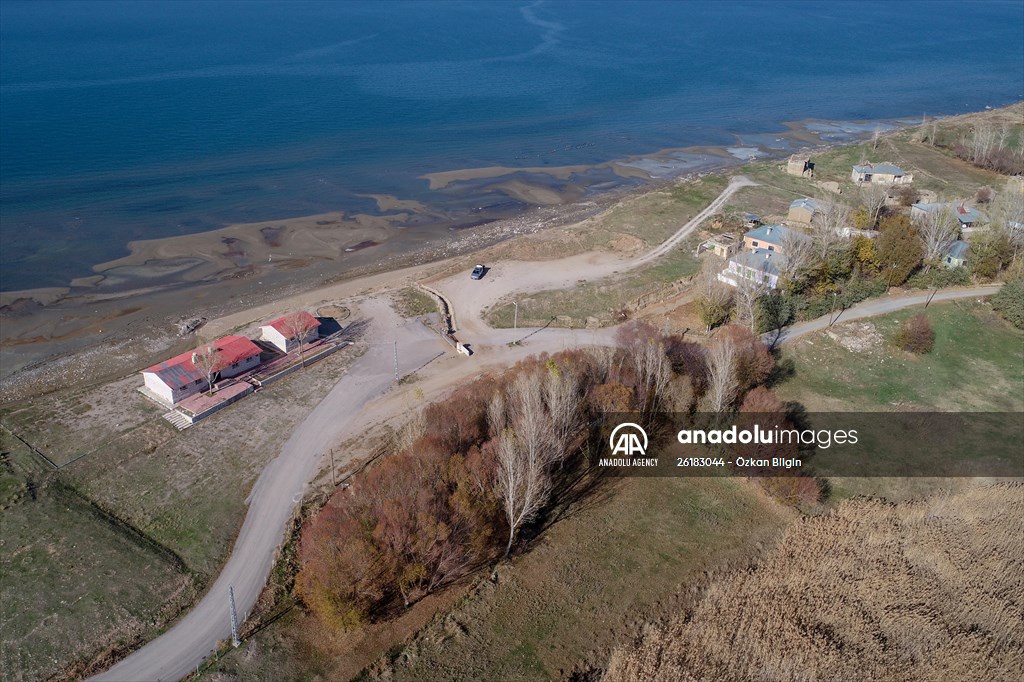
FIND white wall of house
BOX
[260,325,316,353]
[220,353,260,378]
[717,262,780,289]
[261,326,290,352]
[142,371,202,406]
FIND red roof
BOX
[264,311,320,335]
[143,335,261,389]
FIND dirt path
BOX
[429,175,756,344]
[767,285,1003,345]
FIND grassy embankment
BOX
[0,343,362,680]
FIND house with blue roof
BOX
[851,162,913,185]
[742,223,808,256]
[911,202,987,229]
[718,249,786,289]
[942,240,970,269]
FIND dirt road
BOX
[430,175,756,342]
[766,285,1003,345]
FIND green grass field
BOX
[0,434,194,682]
[774,301,1023,500]
[775,301,1024,412]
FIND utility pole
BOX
[513,301,518,330]
[828,292,839,326]
[885,263,896,292]
[925,288,939,308]
[393,340,399,383]
[229,585,240,648]
[330,448,336,487]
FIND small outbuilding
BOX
[141,335,261,407]
[260,311,321,353]
[788,197,827,224]
[943,240,970,269]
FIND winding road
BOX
[90,174,1002,681]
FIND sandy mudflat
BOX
[358,194,435,213]
[420,164,599,190]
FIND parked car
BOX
[470,264,486,280]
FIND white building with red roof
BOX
[260,311,321,353]
[141,335,262,407]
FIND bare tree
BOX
[631,339,672,419]
[281,312,319,367]
[917,207,960,267]
[858,183,889,227]
[696,260,733,332]
[780,231,816,282]
[705,337,737,413]
[487,391,507,438]
[544,365,583,468]
[494,421,552,556]
[994,193,1024,258]
[812,201,851,260]
[510,372,555,469]
[734,275,766,334]
[192,344,221,396]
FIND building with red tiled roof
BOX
[141,335,262,406]
[260,311,321,353]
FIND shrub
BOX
[905,266,970,289]
[893,313,935,353]
[991,278,1024,329]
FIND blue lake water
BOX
[2,0,1022,290]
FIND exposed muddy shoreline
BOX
[0,114,915,401]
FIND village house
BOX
[141,335,262,407]
[699,234,739,258]
[787,197,826,224]
[911,201,987,229]
[718,249,785,289]
[943,240,970,269]
[786,155,815,178]
[260,311,321,353]
[742,223,807,256]
[851,162,913,185]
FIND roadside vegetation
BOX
[391,287,438,318]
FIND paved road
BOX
[766,285,1002,345]
[92,299,445,682]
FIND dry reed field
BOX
[604,482,1024,682]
